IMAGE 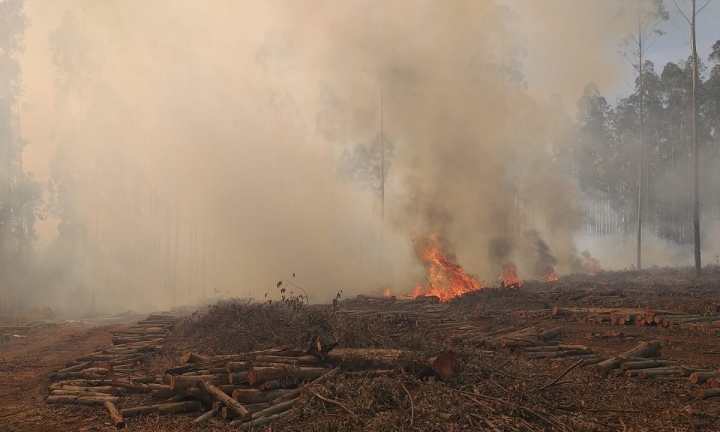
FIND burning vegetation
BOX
[410,235,483,302]
[499,263,523,288]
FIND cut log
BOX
[199,379,250,419]
[46,395,119,406]
[707,378,720,389]
[121,401,200,417]
[622,360,678,370]
[233,413,284,430]
[229,372,249,384]
[183,352,210,364]
[50,390,114,397]
[247,398,296,421]
[232,389,294,404]
[48,385,119,395]
[248,366,328,386]
[431,352,461,380]
[221,407,239,420]
[259,380,297,391]
[592,340,661,376]
[525,349,589,360]
[227,362,252,372]
[57,362,92,374]
[170,374,228,391]
[695,389,720,400]
[50,370,109,382]
[638,367,680,379]
[536,328,562,341]
[680,366,714,376]
[689,371,720,384]
[192,409,216,425]
[324,348,405,369]
[253,355,323,366]
[103,401,125,429]
[187,384,250,397]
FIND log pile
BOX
[44,313,177,429]
[521,306,720,333]
[46,307,464,430]
[145,346,461,429]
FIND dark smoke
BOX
[570,250,601,274]
[489,236,516,276]
[525,230,558,278]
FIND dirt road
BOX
[0,323,118,432]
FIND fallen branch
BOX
[309,389,359,423]
[538,359,583,390]
[199,379,250,419]
[400,382,414,427]
[191,408,216,425]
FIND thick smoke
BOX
[15,0,646,312]
[523,230,559,279]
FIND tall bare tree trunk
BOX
[172,200,182,306]
[201,216,207,298]
[636,34,644,271]
[691,0,701,276]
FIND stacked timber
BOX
[587,340,707,381]
[44,313,177,429]
[547,306,719,333]
[149,346,460,429]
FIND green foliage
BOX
[573,53,720,244]
[709,39,720,65]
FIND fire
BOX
[500,263,523,288]
[544,272,560,282]
[382,288,392,297]
[412,234,482,302]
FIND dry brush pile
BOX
[42,287,720,431]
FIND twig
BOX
[483,416,502,432]
[673,0,691,24]
[455,388,566,431]
[539,359,583,390]
[400,382,414,427]
[697,0,714,15]
[586,408,640,413]
[309,389,359,423]
[486,362,532,382]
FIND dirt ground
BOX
[0,323,119,432]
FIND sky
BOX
[622,0,720,97]
[507,0,720,113]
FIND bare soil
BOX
[0,323,119,432]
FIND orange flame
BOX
[412,234,482,302]
[544,272,560,282]
[500,263,523,288]
[382,288,392,297]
